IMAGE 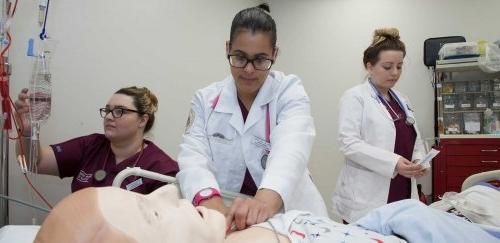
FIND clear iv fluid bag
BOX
[29,54,52,123]
[30,89,51,123]
[38,0,49,27]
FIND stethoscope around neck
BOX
[94,141,145,183]
[206,91,271,169]
[368,79,415,126]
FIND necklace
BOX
[94,141,145,182]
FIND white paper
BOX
[465,121,481,133]
[415,148,440,165]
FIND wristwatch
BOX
[193,188,221,206]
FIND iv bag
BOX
[26,51,52,172]
[38,0,49,27]
[29,51,52,124]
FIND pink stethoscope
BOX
[207,92,271,169]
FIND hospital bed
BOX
[1,169,499,242]
[429,169,500,238]
[461,169,500,191]
[0,167,248,243]
[111,167,249,205]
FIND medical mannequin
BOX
[14,86,178,194]
[34,185,394,243]
[332,28,429,223]
[177,3,326,231]
[35,185,497,243]
[34,184,285,243]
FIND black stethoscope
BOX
[206,91,271,169]
[368,79,415,126]
[94,142,145,182]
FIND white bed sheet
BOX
[0,225,40,243]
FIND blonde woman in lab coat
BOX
[177,4,327,232]
[332,28,429,223]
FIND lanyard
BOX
[368,80,415,125]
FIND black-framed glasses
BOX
[227,54,274,71]
[99,107,141,118]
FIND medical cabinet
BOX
[432,57,500,201]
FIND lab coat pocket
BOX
[344,166,380,209]
[336,168,356,201]
[208,131,236,168]
[209,132,234,145]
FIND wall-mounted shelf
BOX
[435,57,481,72]
[439,134,500,139]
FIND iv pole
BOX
[0,0,10,227]
[0,122,9,226]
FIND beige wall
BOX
[7,0,500,223]
[8,0,257,224]
[269,0,500,218]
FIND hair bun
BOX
[144,88,158,113]
[257,3,271,13]
[371,27,400,47]
[374,28,400,39]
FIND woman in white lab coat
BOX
[177,4,327,231]
[332,28,429,223]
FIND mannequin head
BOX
[35,185,226,243]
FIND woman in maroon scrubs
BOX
[15,86,178,194]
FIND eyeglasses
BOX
[99,107,142,118]
[227,54,274,71]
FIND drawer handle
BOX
[481,160,499,163]
[480,149,498,152]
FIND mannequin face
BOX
[35,185,226,243]
[98,185,226,243]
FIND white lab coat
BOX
[332,80,429,223]
[177,70,327,217]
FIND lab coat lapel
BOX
[243,75,275,133]
[214,77,244,135]
[363,81,394,122]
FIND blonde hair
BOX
[115,86,158,132]
[370,28,400,47]
[363,27,406,67]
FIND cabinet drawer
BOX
[446,173,469,193]
[446,183,462,193]
[446,167,498,192]
[447,166,497,176]
[447,156,500,167]
[447,145,500,156]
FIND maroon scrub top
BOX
[50,133,179,194]
[238,98,259,196]
[383,97,416,203]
